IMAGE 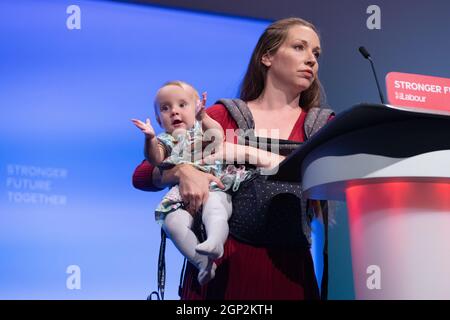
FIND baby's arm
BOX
[131,118,167,166]
[196,92,224,145]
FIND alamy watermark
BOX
[366,5,381,30]
[366,264,381,290]
[66,265,81,290]
[169,128,282,175]
[66,5,81,30]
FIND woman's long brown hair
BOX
[239,17,322,111]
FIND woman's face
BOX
[263,25,321,94]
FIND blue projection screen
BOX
[0,0,323,299]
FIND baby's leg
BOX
[195,191,232,259]
[163,209,216,285]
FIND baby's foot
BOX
[197,262,217,286]
[195,241,224,260]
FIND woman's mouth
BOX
[298,70,313,79]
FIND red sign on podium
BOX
[386,72,450,113]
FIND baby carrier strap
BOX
[150,212,203,300]
[218,99,255,131]
[217,99,298,156]
[304,106,335,139]
[217,98,334,141]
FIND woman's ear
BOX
[261,52,272,67]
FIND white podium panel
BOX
[272,104,450,299]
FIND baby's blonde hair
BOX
[153,80,199,124]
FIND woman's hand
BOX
[175,164,225,215]
[131,118,156,139]
[260,152,286,169]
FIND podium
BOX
[271,103,450,299]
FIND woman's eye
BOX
[294,45,304,51]
[314,52,320,59]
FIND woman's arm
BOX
[132,160,163,192]
[243,143,286,168]
[152,164,224,214]
[202,141,285,169]
[132,159,224,215]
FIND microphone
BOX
[358,46,386,104]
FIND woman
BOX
[133,17,334,299]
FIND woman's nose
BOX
[305,55,316,67]
[305,50,317,67]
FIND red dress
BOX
[132,104,320,300]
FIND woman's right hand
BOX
[261,152,286,169]
[175,164,225,215]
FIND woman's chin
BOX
[295,81,313,93]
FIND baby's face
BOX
[155,84,197,134]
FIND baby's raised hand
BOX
[195,92,207,121]
[131,118,156,139]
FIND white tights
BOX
[162,191,232,285]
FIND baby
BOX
[132,80,283,285]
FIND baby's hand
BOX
[195,92,207,121]
[131,118,156,139]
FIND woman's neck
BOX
[249,80,301,111]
